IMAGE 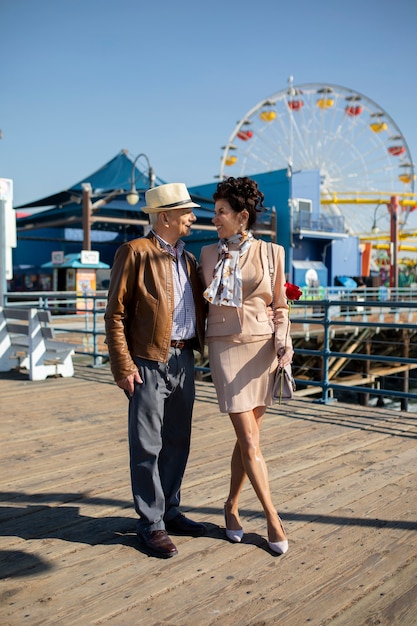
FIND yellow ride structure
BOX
[320,192,417,284]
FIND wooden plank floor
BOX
[0,362,416,626]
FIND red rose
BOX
[285,282,303,302]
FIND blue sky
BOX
[1,0,416,208]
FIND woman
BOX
[199,177,293,554]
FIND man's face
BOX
[164,208,197,241]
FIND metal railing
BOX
[3,290,417,411]
[291,297,417,411]
[293,212,345,233]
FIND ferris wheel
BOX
[220,79,415,220]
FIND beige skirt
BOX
[208,336,278,413]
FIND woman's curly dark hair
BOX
[213,177,265,229]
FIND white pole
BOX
[0,199,7,306]
[0,179,17,306]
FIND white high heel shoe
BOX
[224,505,243,543]
[268,516,288,554]
[267,539,288,554]
[226,528,244,543]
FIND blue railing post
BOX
[320,300,333,404]
[92,296,103,367]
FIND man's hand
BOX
[116,370,142,396]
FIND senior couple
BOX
[104,179,293,559]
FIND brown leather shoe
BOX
[165,513,206,537]
[138,529,178,558]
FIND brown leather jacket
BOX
[104,232,206,381]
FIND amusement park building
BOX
[10,150,361,292]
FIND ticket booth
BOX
[42,251,110,311]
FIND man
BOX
[104,182,206,558]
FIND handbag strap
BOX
[267,242,275,308]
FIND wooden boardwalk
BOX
[0,362,416,625]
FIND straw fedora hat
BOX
[142,183,200,214]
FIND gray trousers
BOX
[128,347,195,534]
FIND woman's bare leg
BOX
[225,408,266,530]
[224,441,245,530]
[228,408,286,543]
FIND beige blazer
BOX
[199,239,291,352]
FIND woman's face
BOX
[212,199,248,239]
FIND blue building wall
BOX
[14,229,125,269]
[330,237,361,281]
[291,169,321,219]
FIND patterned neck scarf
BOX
[203,230,254,307]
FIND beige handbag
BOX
[267,242,295,402]
[272,362,296,402]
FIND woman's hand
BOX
[278,347,294,368]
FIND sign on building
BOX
[51,251,65,265]
[81,250,100,265]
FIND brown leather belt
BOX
[170,339,195,350]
